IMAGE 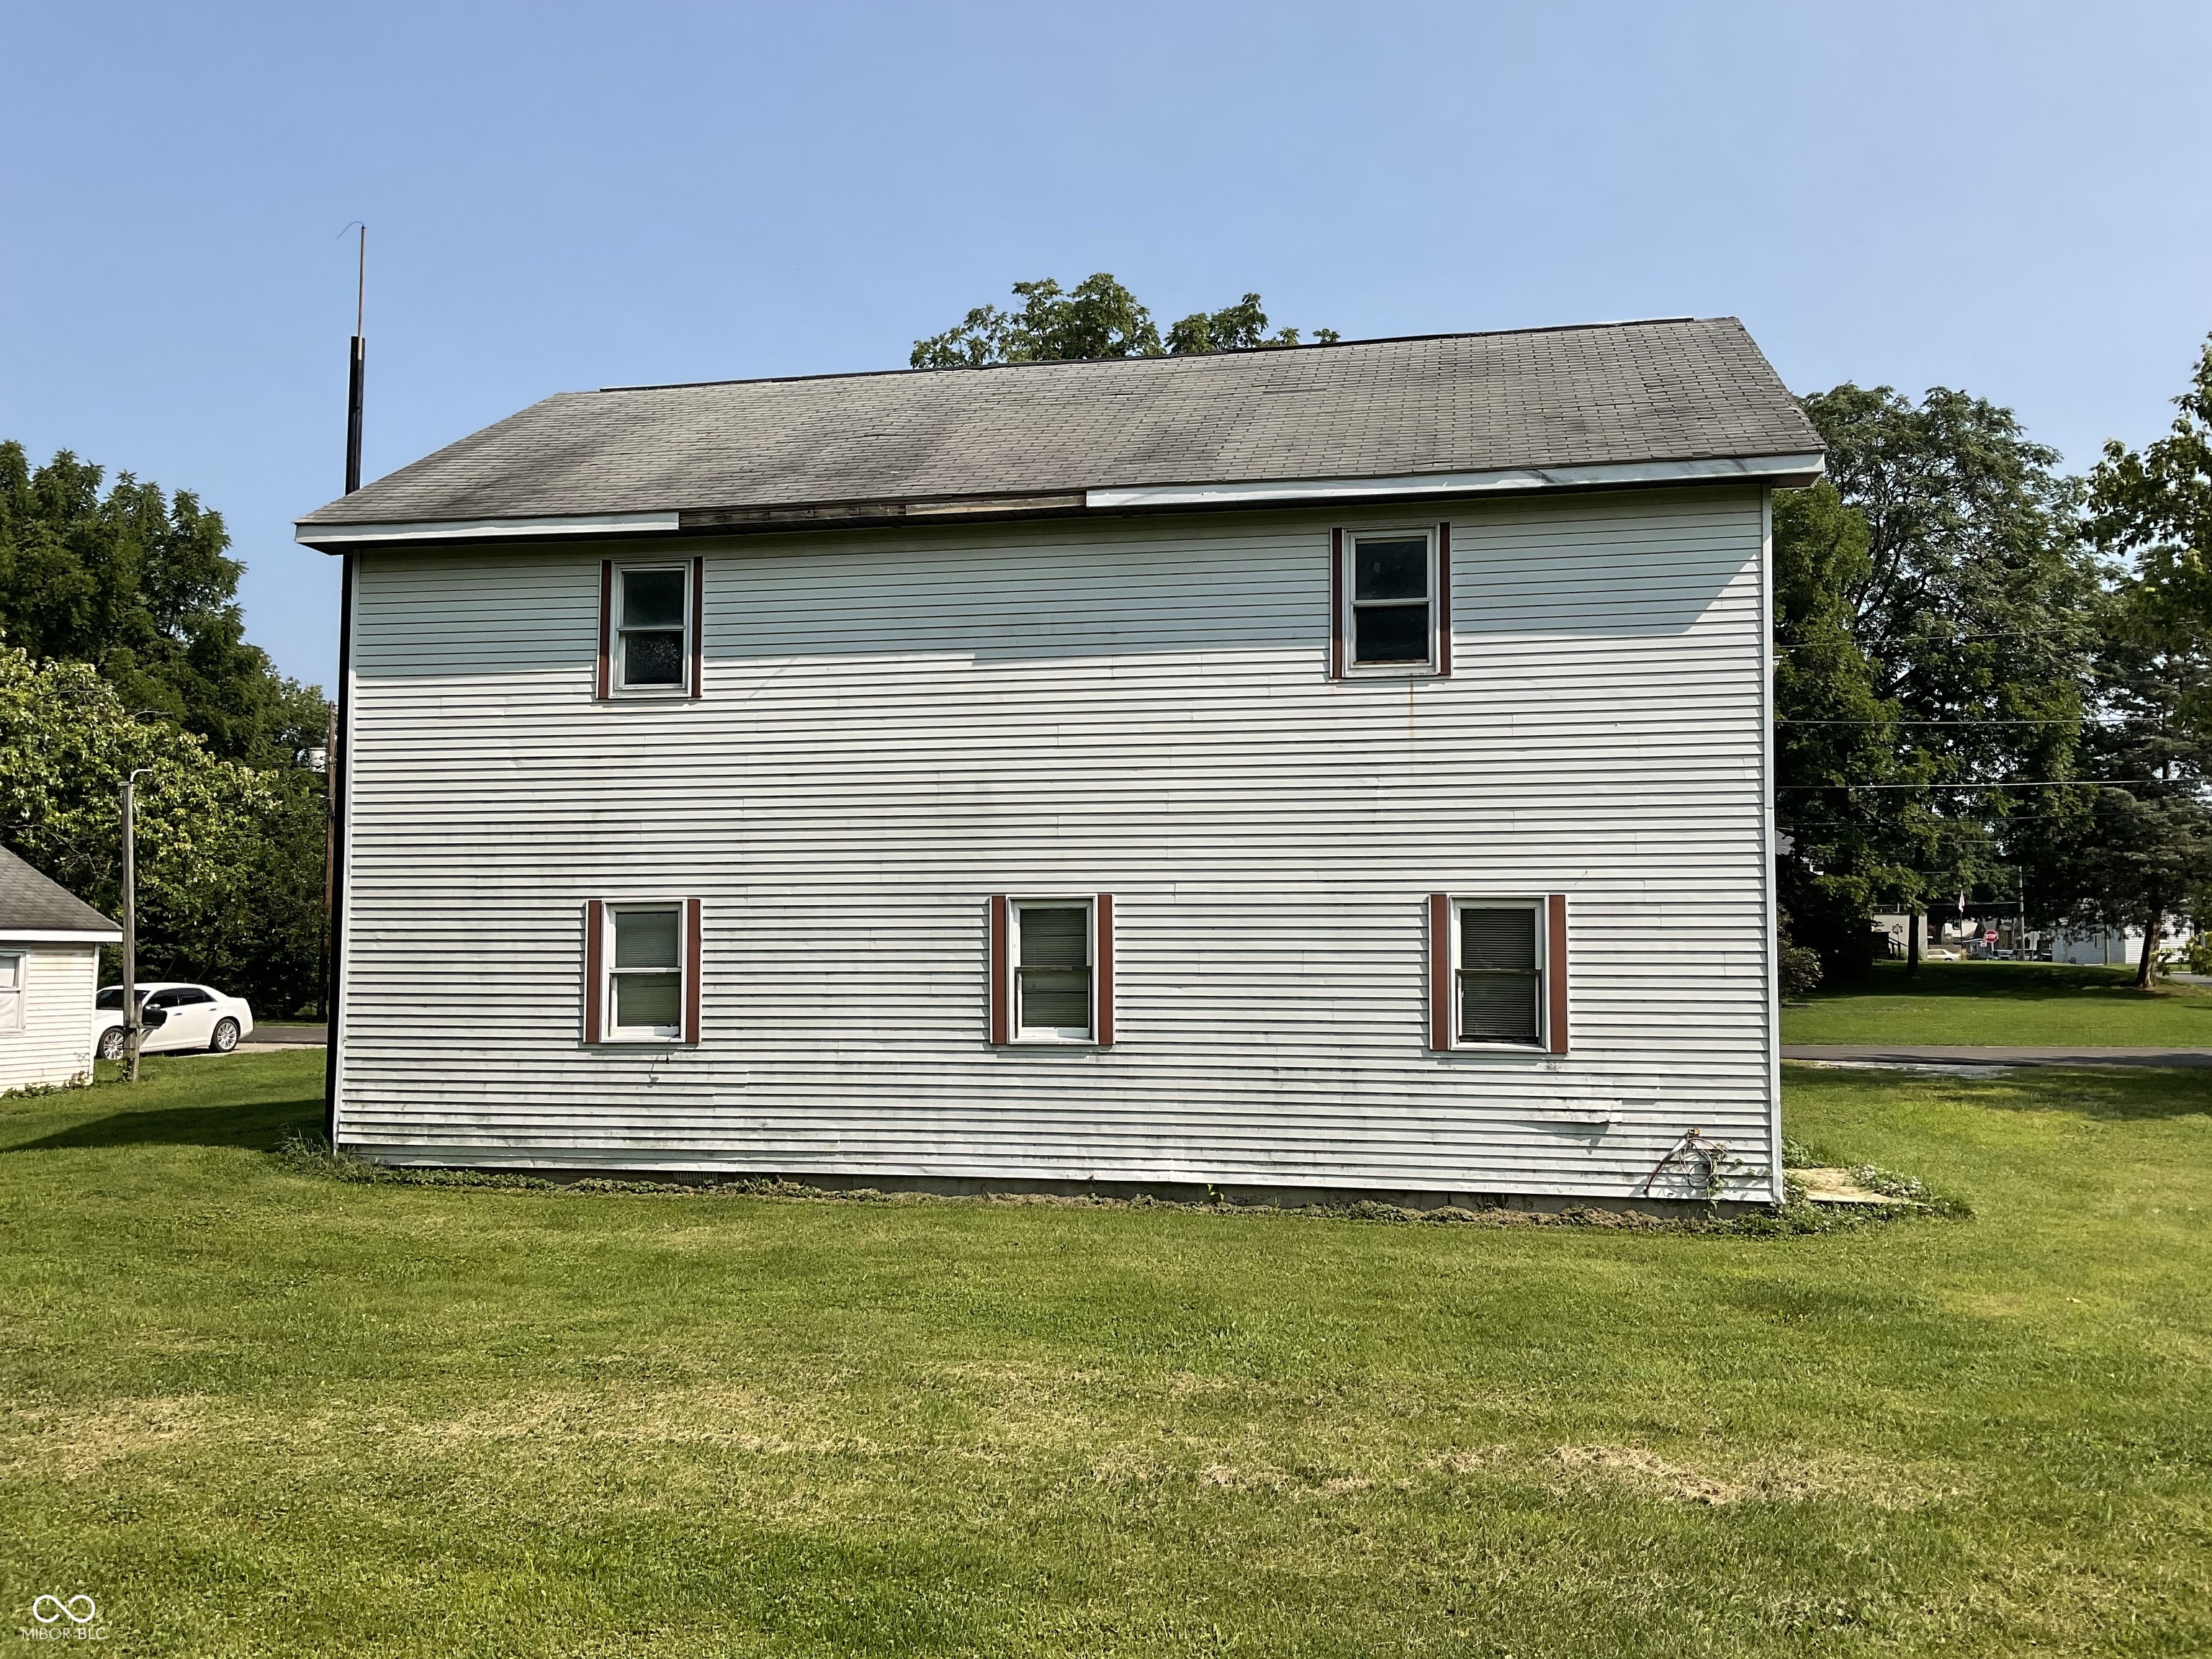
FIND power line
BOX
[1776,778,2182,791]
[1773,628,2069,654]
[1780,717,2109,727]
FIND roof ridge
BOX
[595,316,1717,396]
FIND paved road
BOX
[1786,1045,2212,1070]
[243,1022,326,1047]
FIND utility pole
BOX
[120,768,150,1082]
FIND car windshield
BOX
[94,988,150,1010]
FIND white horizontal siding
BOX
[336,488,1776,1199]
[0,945,98,1092]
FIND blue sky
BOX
[5,0,2208,692]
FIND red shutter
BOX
[1094,894,1115,1047]
[987,895,1010,1045]
[689,554,705,699]
[583,899,604,1043]
[1435,521,1452,676]
[1428,893,1452,1051]
[595,560,613,699]
[1547,893,1570,1054]
[1328,527,1345,679]
[683,897,703,1043]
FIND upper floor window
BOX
[1334,526,1448,676]
[598,557,703,699]
[617,566,690,691]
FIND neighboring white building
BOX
[0,846,122,1093]
[295,318,1824,1207]
[2051,921,2193,968]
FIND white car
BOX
[94,982,256,1059]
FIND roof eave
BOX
[0,927,124,945]
[292,450,1825,552]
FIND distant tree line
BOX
[1773,335,2212,984]
[0,441,330,1013]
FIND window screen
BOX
[618,568,688,689]
[1351,536,1431,665]
[1459,905,1539,1045]
[0,953,19,1032]
[1017,904,1092,1035]
[611,905,683,1032]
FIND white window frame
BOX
[0,952,22,1033]
[1010,896,1098,1045]
[1449,896,1548,1051]
[600,899,688,1043]
[612,561,693,697]
[1340,525,1441,677]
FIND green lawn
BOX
[2,1050,2208,1657]
[1782,958,2212,1046]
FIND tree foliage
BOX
[2017,607,2212,983]
[0,442,328,768]
[1776,386,2100,975]
[0,647,327,1005]
[911,274,1336,369]
[0,442,331,1012]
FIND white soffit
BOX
[1084,453,1827,510]
[295,511,683,547]
[0,929,123,945]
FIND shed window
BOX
[0,953,19,1032]
[609,903,683,1038]
[1017,900,1094,1040]
[1457,902,1542,1047]
[1338,533,1441,675]
[617,566,690,691]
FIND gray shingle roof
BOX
[300,316,1818,526]
[0,844,118,936]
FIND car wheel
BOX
[97,1026,126,1061]
[210,1017,240,1054]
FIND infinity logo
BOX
[32,1594,97,1624]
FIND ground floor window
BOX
[1432,894,1565,1052]
[0,952,20,1032]
[989,894,1115,1046]
[585,898,701,1044]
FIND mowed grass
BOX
[1782,958,2212,1046]
[1,1051,2208,1657]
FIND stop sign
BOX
[1984,930,1999,943]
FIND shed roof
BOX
[297,317,1820,534]
[0,845,120,939]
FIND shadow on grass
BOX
[4,1094,322,1154]
[1804,960,2212,1009]
[1803,1063,2212,1122]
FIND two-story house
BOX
[295,316,1821,1208]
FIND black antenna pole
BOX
[344,224,367,493]
[327,220,366,1143]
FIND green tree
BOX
[0,441,329,768]
[911,274,1336,369]
[2090,333,2212,696]
[2066,331,2212,981]
[2016,611,2212,985]
[0,647,318,1004]
[0,441,333,1013]
[1772,481,1914,976]
[1786,385,2100,972]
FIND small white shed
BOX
[0,846,122,1093]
